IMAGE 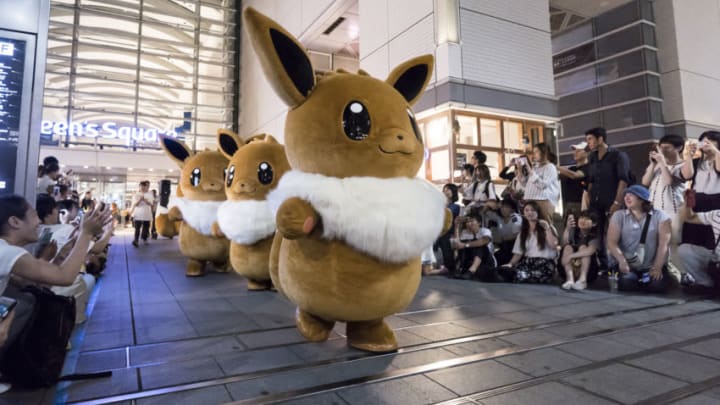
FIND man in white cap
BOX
[558,141,589,216]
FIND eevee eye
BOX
[343,101,370,141]
[407,108,422,143]
[257,162,273,185]
[190,168,201,187]
[226,165,235,188]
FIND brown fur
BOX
[156,185,182,238]
[244,7,447,352]
[214,130,291,290]
[159,135,230,276]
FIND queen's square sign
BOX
[41,120,178,146]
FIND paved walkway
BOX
[5,230,720,405]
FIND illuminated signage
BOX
[0,42,13,56]
[40,120,178,145]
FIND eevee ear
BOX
[245,133,269,144]
[243,7,316,108]
[159,135,193,168]
[386,54,434,106]
[263,134,279,144]
[217,129,243,159]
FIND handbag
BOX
[0,286,110,388]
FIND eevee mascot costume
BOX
[212,130,291,290]
[160,135,230,277]
[155,186,182,239]
[244,8,452,352]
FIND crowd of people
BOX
[425,127,720,297]
[0,156,114,392]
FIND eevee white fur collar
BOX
[217,199,275,245]
[173,198,223,236]
[267,170,447,263]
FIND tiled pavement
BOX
[5,230,720,405]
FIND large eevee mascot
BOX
[244,7,452,352]
[160,135,230,277]
[212,130,291,290]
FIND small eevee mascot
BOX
[160,135,230,277]
[212,130,291,290]
[155,185,182,239]
[244,8,452,352]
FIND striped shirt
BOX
[648,162,686,215]
[522,163,560,206]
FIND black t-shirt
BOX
[587,147,630,207]
[561,163,588,204]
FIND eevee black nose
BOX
[397,135,404,140]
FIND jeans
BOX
[678,243,716,287]
[618,268,669,293]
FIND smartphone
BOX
[53,185,60,196]
[516,156,529,166]
[38,227,53,245]
[0,297,17,320]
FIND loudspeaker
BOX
[159,179,171,207]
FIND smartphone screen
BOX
[0,297,17,320]
[38,227,53,244]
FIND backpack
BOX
[472,180,499,202]
[0,286,110,388]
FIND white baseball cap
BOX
[570,141,588,150]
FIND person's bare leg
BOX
[561,245,575,289]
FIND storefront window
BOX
[43,0,237,151]
[430,149,450,181]
[425,117,449,148]
[455,115,477,146]
[480,119,501,148]
[503,121,524,150]
[418,112,552,184]
[484,151,500,180]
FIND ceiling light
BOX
[106,166,111,170]
[128,168,133,171]
[168,169,173,172]
[348,24,359,40]
[149,168,154,171]
[83,165,88,169]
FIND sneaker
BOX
[0,382,11,394]
[681,272,696,286]
[572,280,587,291]
[132,240,139,248]
[561,280,574,290]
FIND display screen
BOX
[0,38,25,142]
[0,37,25,195]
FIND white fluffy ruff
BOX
[217,199,276,245]
[173,198,223,236]
[267,171,447,263]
